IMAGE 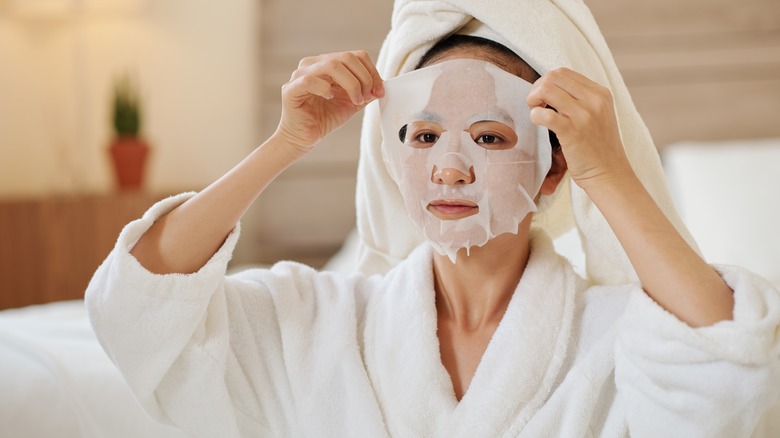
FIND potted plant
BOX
[109,74,149,190]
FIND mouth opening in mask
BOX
[427,199,480,220]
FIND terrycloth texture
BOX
[86,195,780,437]
[354,0,700,283]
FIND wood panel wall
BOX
[589,0,780,147]
[237,0,393,266]
[243,0,780,267]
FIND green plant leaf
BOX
[112,75,142,137]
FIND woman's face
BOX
[379,50,551,262]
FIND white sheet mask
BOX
[379,59,552,262]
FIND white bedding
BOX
[2,297,777,437]
[0,300,189,438]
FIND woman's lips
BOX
[427,199,479,220]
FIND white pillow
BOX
[663,138,780,288]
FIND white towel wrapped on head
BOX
[354,0,700,285]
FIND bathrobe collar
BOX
[365,230,578,437]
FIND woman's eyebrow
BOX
[466,111,514,126]
[411,111,442,123]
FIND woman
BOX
[86,4,780,438]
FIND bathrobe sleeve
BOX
[614,267,780,438]
[85,193,383,437]
[85,193,270,436]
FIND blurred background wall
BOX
[0,0,259,198]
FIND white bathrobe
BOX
[86,194,780,438]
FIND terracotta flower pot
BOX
[109,137,150,190]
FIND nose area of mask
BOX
[429,130,477,174]
[435,151,472,175]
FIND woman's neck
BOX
[432,217,533,331]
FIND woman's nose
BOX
[431,153,475,185]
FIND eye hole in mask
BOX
[398,124,407,142]
[403,121,443,149]
[398,120,519,151]
[467,121,518,150]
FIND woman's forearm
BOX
[130,135,304,274]
[584,170,734,327]
[129,50,383,275]
[527,68,734,327]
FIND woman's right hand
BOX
[274,50,384,155]
[129,52,383,275]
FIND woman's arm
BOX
[131,51,384,274]
[527,68,734,328]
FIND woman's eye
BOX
[477,134,501,145]
[415,133,438,143]
[468,122,517,150]
[404,121,442,148]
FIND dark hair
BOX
[415,34,563,157]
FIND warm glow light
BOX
[9,0,146,19]
[10,0,72,18]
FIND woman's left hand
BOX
[527,67,633,191]
[529,68,734,328]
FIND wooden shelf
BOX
[0,192,167,310]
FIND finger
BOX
[529,106,568,135]
[283,74,334,106]
[291,55,325,82]
[317,59,367,105]
[293,58,368,106]
[554,68,618,123]
[527,79,579,116]
[352,50,384,98]
[297,54,322,69]
[548,68,611,105]
[338,51,376,102]
[551,67,592,88]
